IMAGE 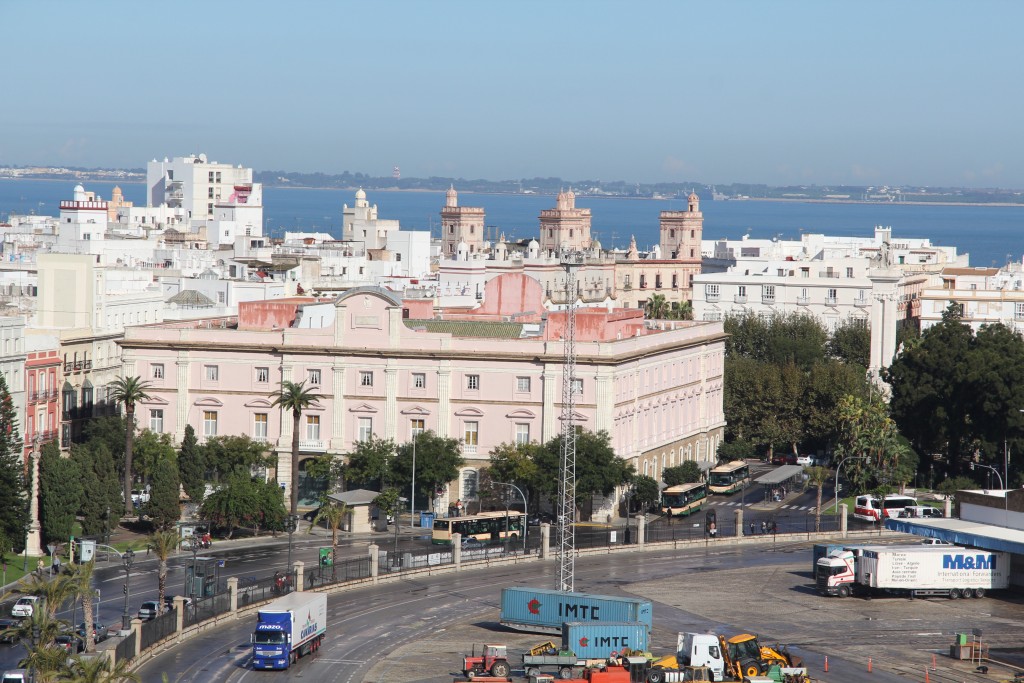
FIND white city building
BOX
[918,265,1024,335]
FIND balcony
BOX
[825,296,838,306]
[796,296,809,306]
[63,360,93,373]
[706,293,720,303]
[762,296,776,305]
[29,390,58,403]
[733,295,747,304]
[300,439,327,452]
[854,297,870,307]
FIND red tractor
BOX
[463,644,511,679]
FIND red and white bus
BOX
[853,494,918,522]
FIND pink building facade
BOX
[118,274,726,516]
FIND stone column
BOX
[453,533,462,571]
[384,368,398,440]
[867,269,902,384]
[368,544,379,583]
[540,523,550,559]
[330,364,346,451]
[293,560,304,592]
[944,496,952,518]
[173,596,185,637]
[436,368,451,437]
[131,617,143,657]
[840,503,849,537]
[595,373,613,433]
[174,356,189,442]
[24,449,42,556]
[227,577,238,614]
[734,508,744,538]
[635,515,645,548]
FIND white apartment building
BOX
[341,188,400,250]
[918,265,1024,335]
[146,153,260,223]
[0,316,27,436]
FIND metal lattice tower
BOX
[556,250,584,592]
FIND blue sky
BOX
[2,0,1021,187]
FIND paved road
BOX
[131,539,1024,683]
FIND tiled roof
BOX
[167,289,216,307]
[404,319,524,339]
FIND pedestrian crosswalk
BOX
[710,501,817,511]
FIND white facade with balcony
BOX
[919,265,1024,334]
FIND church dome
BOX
[355,188,367,201]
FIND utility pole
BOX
[556,250,584,593]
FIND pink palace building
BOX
[118,273,726,519]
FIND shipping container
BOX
[562,621,649,659]
[500,587,653,634]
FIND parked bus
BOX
[432,511,526,545]
[853,494,919,522]
[660,482,708,517]
[708,460,750,495]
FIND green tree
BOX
[393,431,464,510]
[200,474,286,538]
[343,435,396,490]
[484,442,543,508]
[0,374,26,554]
[132,430,176,484]
[81,415,126,468]
[109,376,152,516]
[833,394,911,492]
[304,453,347,496]
[202,435,269,483]
[805,465,831,532]
[645,293,669,319]
[39,442,82,545]
[74,442,123,537]
[828,320,871,368]
[65,559,98,652]
[145,455,181,531]
[270,380,322,514]
[146,530,180,614]
[631,475,660,511]
[663,462,703,487]
[65,653,140,683]
[535,430,633,517]
[307,501,348,546]
[372,487,401,520]
[178,424,206,504]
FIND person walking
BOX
[455,499,464,517]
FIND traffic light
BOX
[970,462,975,471]
[123,584,127,595]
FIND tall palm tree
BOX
[65,653,140,683]
[270,380,322,515]
[307,501,349,547]
[65,559,98,652]
[7,571,78,618]
[645,293,668,320]
[147,530,180,613]
[16,608,68,681]
[806,465,831,533]
[110,375,153,516]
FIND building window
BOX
[846,267,854,278]
[1016,302,1024,321]
[762,285,776,303]
[411,418,425,438]
[466,374,480,390]
[204,365,219,381]
[572,378,583,396]
[515,423,530,445]
[412,372,426,389]
[462,469,479,499]
[464,421,479,454]
[253,413,268,440]
[149,409,164,433]
[152,364,164,380]
[737,285,746,297]
[360,371,373,387]
[306,414,320,441]
[358,417,373,442]
[516,376,531,392]
[705,284,720,300]
[826,288,838,305]
[308,368,321,385]
[255,367,269,383]
[203,410,218,437]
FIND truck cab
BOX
[816,549,857,596]
[252,617,291,670]
[675,633,725,681]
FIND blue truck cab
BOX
[251,592,327,670]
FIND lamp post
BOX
[285,514,298,581]
[410,432,418,521]
[121,548,135,631]
[393,497,407,567]
[492,482,528,553]
[970,461,1003,489]
[188,537,200,607]
[834,455,868,518]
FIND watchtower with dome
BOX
[539,189,591,255]
[658,192,704,260]
[440,186,485,257]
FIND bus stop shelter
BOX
[753,465,805,503]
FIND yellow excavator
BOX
[723,634,803,680]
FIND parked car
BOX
[131,489,150,506]
[163,596,193,610]
[771,453,798,466]
[1,669,32,683]
[53,634,84,654]
[528,512,556,527]
[0,618,20,643]
[920,538,953,545]
[796,454,814,467]
[460,537,487,551]
[138,601,159,621]
[75,622,110,642]
[10,597,38,619]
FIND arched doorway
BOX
[297,456,328,508]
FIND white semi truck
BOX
[816,545,1009,599]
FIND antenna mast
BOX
[556,249,584,592]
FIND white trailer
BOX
[816,545,1010,599]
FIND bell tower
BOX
[659,192,703,260]
[440,186,485,258]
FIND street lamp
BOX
[834,456,868,518]
[121,548,135,631]
[410,432,418,521]
[970,461,1004,489]
[393,497,408,567]
[285,514,299,581]
[492,482,528,554]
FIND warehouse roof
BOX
[885,517,1024,556]
[754,465,804,486]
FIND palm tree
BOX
[645,293,668,320]
[7,571,78,619]
[110,375,153,516]
[270,380,322,515]
[806,465,831,533]
[147,530,180,613]
[65,653,140,683]
[307,501,349,547]
[16,609,68,681]
[65,559,98,652]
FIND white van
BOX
[853,494,918,522]
[901,505,943,519]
